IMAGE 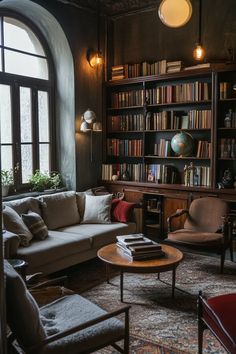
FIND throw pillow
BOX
[39,191,80,230]
[22,211,48,240]
[4,197,42,216]
[3,205,33,247]
[82,194,112,224]
[76,189,94,219]
[111,199,136,223]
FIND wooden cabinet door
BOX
[163,194,189,235]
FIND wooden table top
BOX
[97,243,183,273]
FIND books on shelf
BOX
[183,63,211,71]
[116,234,164,260]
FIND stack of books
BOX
[111,65,125,80]
[116,233,164,260]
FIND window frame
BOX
[0,10,56,192]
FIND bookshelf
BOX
[102,64,236,234]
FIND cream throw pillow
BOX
[82,194,112,224]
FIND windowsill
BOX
[2,187,67,201]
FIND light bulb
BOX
[193,44,205,61]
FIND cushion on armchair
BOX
[4,260,46,349]
[39,191,80,229]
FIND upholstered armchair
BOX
[5,260,130,354]
[165,197,233,273]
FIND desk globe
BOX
[171,131,194,157]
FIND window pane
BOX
[0,49,2,71]
[39,144,50,173]
[1,145,13,170]
[21,144,33,183]
[0,84,12,144]
[20,87,32,143]
[38,91,49,142]
[4,17,45,56]
[5,49,48,79]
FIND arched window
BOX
[0,15,54,191]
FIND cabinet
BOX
[143,193,163,240]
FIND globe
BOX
[171,131,194,157]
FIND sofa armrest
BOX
[3,231,20,258]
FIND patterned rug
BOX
[38,252,236,354]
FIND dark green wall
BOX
[112,0,236,67]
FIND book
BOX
[183,63,211,71]
[116,234,154,247]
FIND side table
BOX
[7,259,28,280]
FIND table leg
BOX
[172,267,176,298]
[105,264,110,284]
[120,270,124,302]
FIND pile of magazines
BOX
[116,233,164,260]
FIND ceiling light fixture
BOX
[158,0,192,28]
[193,0,205,61]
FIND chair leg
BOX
[220,251,225,273]
[124,308,130,354]
[198,319,204,354]
[230,242,234,262]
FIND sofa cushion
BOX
[111,199,136,222]
[60,222,136,249]
[4,260,46,349]
[82,194,112,224]
[39,191,80,229]
[17,230,92,269]
[76,189,94,219]
[4,197,42,216]
[22,211,48,240]
[3,206,33,247]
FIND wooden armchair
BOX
[5,260,130,354]
[165,197,234,273]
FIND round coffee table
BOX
[97,243,183,301]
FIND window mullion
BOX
[11,82,21,189]
[32,87,39,171]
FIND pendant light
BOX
[87,0,103,67]
[193,0,205,61]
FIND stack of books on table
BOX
[116,233,164,260]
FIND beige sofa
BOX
[3,191,139,275]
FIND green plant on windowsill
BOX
[1,169,14,197]
[29,170,63,192]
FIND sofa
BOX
[3,190,141,275]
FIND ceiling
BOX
[56,0,158,17]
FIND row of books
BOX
[116,234,164,260]
[146,164,179,184]
[108,114,144,132]
[196,141,211,158]
[111,90,144,108]
[107,138,143,157]
[153,139,171,157]
[219,138,236,158]
[111,60,182,80]
[219,82,232,99]
[101,163,144,182]
[145,82,211,105]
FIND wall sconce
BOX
[158,0,192,28]
[87,0,103,68]
[80,108,102,161]
[193,0,205,61]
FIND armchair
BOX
[165,197,233,273]
[5,260,130,354]
[198,291,236,353]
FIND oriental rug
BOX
[35,252,236,354]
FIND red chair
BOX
[198,291,236,354]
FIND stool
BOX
[198,291,236,354]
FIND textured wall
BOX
[112,0,236,66]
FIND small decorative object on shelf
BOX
[112,174,119,181]
[122,169,130,181]
[224,109,233,128]
[184,162,197,186]
[222,169,234,188]
[171,131,194,157]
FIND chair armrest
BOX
[28,275,68,289]
[167,209,189,233]
[3,231,20,258]
[28,305,131,353]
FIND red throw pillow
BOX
[111,199,136,222]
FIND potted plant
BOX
[29,170,62,192]
[1,169,14,197]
